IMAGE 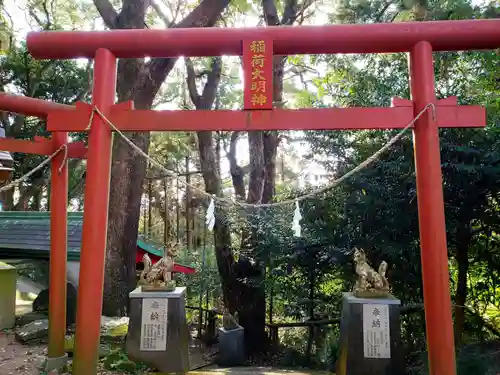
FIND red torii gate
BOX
[0,93,87,367]
[25,18,499,375]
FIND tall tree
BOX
[91,0,231,316]
[185,0,312,348]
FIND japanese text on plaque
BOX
[249,40,268,107]
[362,304,391,359]
[140,298,168,351]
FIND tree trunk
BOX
[227,131,246,200]
[262,132,278,204]
[186,57,237,307]
[31,189,42,211]
[0,189,14,210]
[183,0,304,349]
[176,169,181,244]
[96,0,231,316]
[233,258,268,350]
[187,58,268,348]
[197,130,236,307]
[185,155,192,249]
[228,0,300,350]
[454,229,471,345]
[147,172,152,235]
[247,132,266,204]
[235,132,268,349]
[163,177,169,243]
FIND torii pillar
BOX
[409,41,457,373]
[0,93,87,371]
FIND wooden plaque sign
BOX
[243,39,273,110]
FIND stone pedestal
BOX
[217,326,245,366]
[337,292,403,375]
[0,262,16,329]
[126,287,190,373]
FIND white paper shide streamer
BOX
[292,200,302,237]
[206,197,215,231]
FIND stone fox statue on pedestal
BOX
[352,247,390,297]
[221,307,240,331]
[138,243,178,291]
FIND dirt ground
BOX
[0,331,46,375]
[0,332,126,375]
[0,332,329,375]
[0,330,216,375]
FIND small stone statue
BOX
[352,247,390,298]
[221,308,240,331]
[138,254,152,286]
[139,243,178,292]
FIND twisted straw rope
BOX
[0,144,68,193]
[87,103,435,209]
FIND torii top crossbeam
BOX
[27,19,500,59]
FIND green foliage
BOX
[102,348,149,374]
[25,0,98,30]
[0,42,90,209]
[1,43,89,105]
[408,343,500,375]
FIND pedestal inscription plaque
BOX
[126,287,189,373]
[139,297,168,351]
[337,292,403,375]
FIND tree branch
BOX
[10,114,25,136]
[262,0,280,26]
[69,172,86,200]
[185,57,223,110]
[41,0,52,29]
[14,173,49,210]
[145,170,202,179]
[282,0,300,25]
[168,0,183,25]
[93,0,118,29]
[374,1,395,22]
[200,58,222,109]
[150,0,173,27]
[185,59,200,107]
[29,60,59,97]
[92,0,119,29]
[226,131,246,200]
[117,0,151,29]
[28,9,45,30]
[0,112,10,131]
[140,0,230,106]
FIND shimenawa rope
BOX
[0,144,68,193]
[88,103,436,209]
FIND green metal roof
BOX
[136,238,163,258]
[0,211,165,261]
